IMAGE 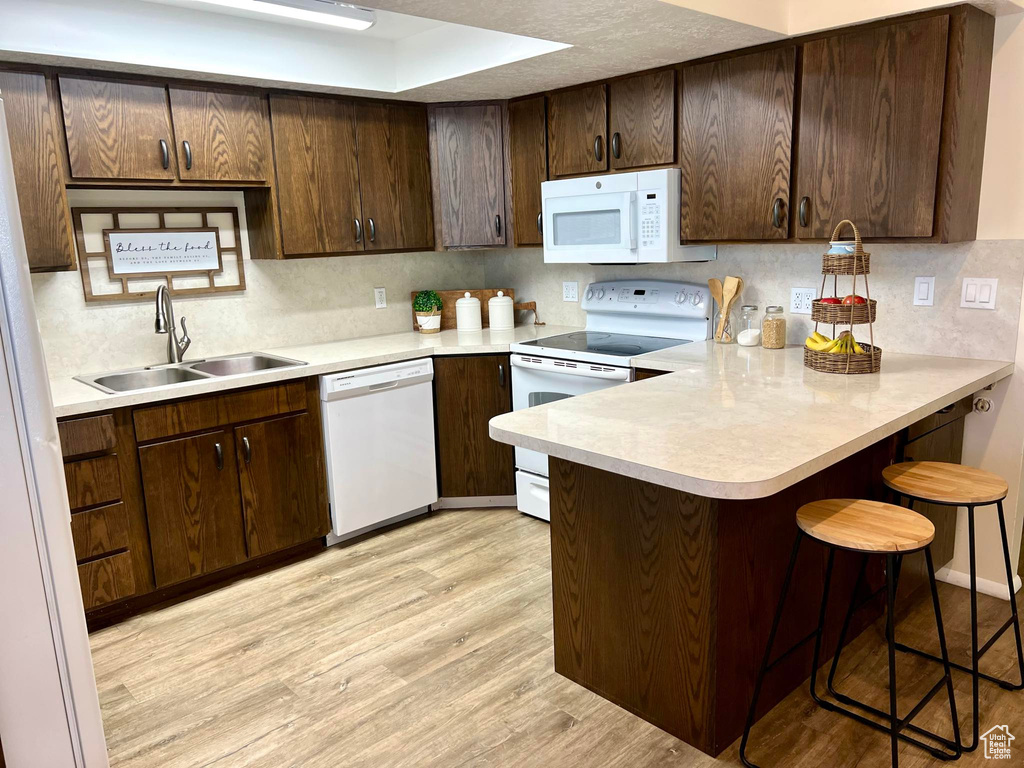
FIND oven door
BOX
[510,353,632,476]
[543,191,637,263]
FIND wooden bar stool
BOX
[740,499,961,768]
[881,461,1024,752]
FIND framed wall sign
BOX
[72,207,246,303]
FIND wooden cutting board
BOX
[410,288,515,331]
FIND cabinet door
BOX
[547,84,607,177]
[270,94,363,256]
[508,96,547,247]
[609,70,675,170]
[435,355,515,498]
[680,48,795,240]
[0,71,76,271]
[168,87,269,182]
[138,430,248,587]
[235,413,328,558]
[59,76,176,180]
[355,102,433,251]
[796,16,948,238]
[434,105,506,247]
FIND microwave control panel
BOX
[639,192,663,249]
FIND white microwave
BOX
[541,168,716,264]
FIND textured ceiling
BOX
[386,0,785,100]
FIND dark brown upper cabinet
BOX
[432,104,507,248]
[547,84,607,177]
[508,96,548,247]
[795,15,949,239]
[609,70,675,170]
[270,93,363,256]
[0,70,76,271]
[235,413,328,558]
[59,76,177,181]
[355,102,434,252]
[168,87,270,182]
[680,48,796,241]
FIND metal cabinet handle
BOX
[593,135,603,162]
[937,404,956,414]
[159,139,169,170]
[367,217,376,243]
[354,218,362,243]
[611,132,621,159]
[798,196,810,228]
[498,363,506,388]
[242,436,251,464]
[772,198,784,228]
[214,441,223,471]
[495,214,502,238]
[537,211,543,234]
[183,140,193,171]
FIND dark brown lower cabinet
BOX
[236,413,328,557]
[435,354,515,497]
[139,429,248,587]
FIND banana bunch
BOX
[804,331,865,355]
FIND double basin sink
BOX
[76,352,307,394]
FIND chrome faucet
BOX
[154,285,191,363]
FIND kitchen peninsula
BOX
[489,343,1014,755]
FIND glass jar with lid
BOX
[736,305,761,346]
[761,305,787,349]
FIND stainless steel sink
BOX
[76,352,306,394]
[186,353,304,377]
[87,367,210,393]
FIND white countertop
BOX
[49,325,578,419]
[489,342,1014,500]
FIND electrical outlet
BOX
[373,287,387,309]
[790,287,817,315]
[563,281,579,302]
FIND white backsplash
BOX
[32,250,486,377]
[485,241,1024,361]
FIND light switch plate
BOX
[960,278,997,310]
[563,281,579,302]
[790,287,817,315]
[913,276,935,306]
[373,287,387,309]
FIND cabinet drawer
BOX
[64,454,121,511]
[78,551,136,610]
[71,502,130,562]
[133,380,307,442]
[58,413,117,458]
[906,395,972,442]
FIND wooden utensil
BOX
[717,276,742,342]
[708,278,724,307]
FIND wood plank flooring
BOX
[92,508,1024,767]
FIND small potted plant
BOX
[413,290,443,334]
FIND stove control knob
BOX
[691,291,702,306]
[597,288,606,300]
[585,288,594,301]
[675,291,685,305]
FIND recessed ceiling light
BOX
[147,0,377,31]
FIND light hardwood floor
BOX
[92,508,1024,767]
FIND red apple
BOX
[842,295,867,305]
[819,297,842,305]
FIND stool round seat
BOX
[882,461,1008,505]
[796,498,934,553]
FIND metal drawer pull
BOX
[354,218,362,243]
[593,135,603,162]
[611,132,621,159]
[799,196,809,228]
[214,442,223,471]
[495,214,502,238]
[772,198,784,228]
[537,212,543,234]
[242,436,251,464]
[368,217,376,243]
[937,404,956,414]
[183,139,193,171]
[159,139,169,170]
[498,363,505,388]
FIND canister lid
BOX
[489,290,513,306]
[456,291,480,306]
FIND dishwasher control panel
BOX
[320,358,434,399]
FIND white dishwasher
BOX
[321,358,438,545]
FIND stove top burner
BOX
[519,331,688,358]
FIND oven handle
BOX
[510,354,633,381]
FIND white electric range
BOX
[509,279,712,521]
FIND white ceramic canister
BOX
[455,291,482,331]
[488,290,515,331]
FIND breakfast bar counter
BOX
[489,344,1013,755]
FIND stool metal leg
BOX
[740,532,804,768]
[996,499,1024,690]
[808,547,837,703]
[826,555,868,697]
[925,546,963,759]
[886,553,899,767]
[968,505,979,751]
